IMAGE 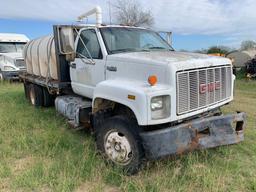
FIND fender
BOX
[93,79,149,125]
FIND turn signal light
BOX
[148,75,158,86]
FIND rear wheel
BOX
[23,82,30,100]
[42,87,55,107]
[96,115,143,175]
[29,84,44,107]
[0,70,4,81]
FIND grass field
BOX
[0,80,256,192]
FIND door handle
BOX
[107,66,117,72]
[70,62,76,69]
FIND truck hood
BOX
[107,51,231,70]
[0,52,23,60]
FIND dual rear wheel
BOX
[24,82,54,107]
[0,72,4,81]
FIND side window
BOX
[77,29,103,59]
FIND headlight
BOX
[151,95,170,120]
[151,97,163,111]
[4,66,16,71]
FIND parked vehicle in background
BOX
[226,49,256,74]
[20,7,246,174]
[245,56,256,79]
[0,33,29,80]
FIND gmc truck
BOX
[0,33,29,80]
[20,7,246,174]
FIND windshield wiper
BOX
[111,48,151,54]
[148,46,174,51]
[111,48,138,54]
[148,46,166,50]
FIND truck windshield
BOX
[100,27,174,54]
[0,42,26,53]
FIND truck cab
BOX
[70,25,235,125]
[0,33,29,80]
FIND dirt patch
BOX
[75,182,94,192]
[12,156,35,175]
[193,163,207,169]
[37,186,52,192]
[103,186,120,192]
[0,178,11,192]
[75,181,120,192]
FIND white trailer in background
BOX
[0,33,29,80]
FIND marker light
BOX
[148,75,158,86]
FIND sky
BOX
[0,0,256,51]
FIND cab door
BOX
[70,28,105,98]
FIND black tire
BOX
[96,115,144,175]
[23,82,30,100]
[29,84,44,107]
[0,70,4,81]
[42,87,55,107]
[233,67,237,75]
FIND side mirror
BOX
[57,26,75,61]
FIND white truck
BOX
[0,33,29,80]
[20,7,246,174]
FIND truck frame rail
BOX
[20,72,71,93]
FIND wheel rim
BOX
[29,88,35,105]
[104,130,133,165]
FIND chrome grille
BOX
[177,66,232,115]
[15,59,25,68]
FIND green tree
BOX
[112,0,154,27]
[207,46,231,55]
[240,40,256,50]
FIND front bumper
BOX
[2,71,20,80]
[140,112,246,159]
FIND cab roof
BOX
[0,33,29,43]
[71,23,148,30]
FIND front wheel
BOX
[96,116,144,175]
